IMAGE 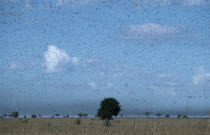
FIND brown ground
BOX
[0,117,209,135]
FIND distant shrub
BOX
[78,113,88,117]
[31,114,37,118]
[75,118,81,125]
[22,119,28,123]
[8,114,13,118]
[55,114,59,117]
[183,114,188,119]
[78,113,82,117]
[11,112,19,118]
[165,114,170,118]
[177,114,182,119]
[145,112,150,118]
[2,114,7,118]
[156,113,162,118]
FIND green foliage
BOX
[183,114,188,119]
[83,113,88,117]
[55,114,59,116]
[31,114,37,118]
[74,118,81,125]
[11,112,19,118]
[22,119,28,123]
[78,113,88,117]
[165,114,170,118]
[97,97,121,126]
[177,114,182,119]
[78,113,83,117]
[156,113,162,117]
[2,114,7,118]
[145,112,150,118]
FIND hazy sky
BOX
[0,0,210,116]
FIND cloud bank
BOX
[121,23,181,42]
[88,81,97,89]
[183,0,209,6]
[44,45,79,73]
[134,0,209,8]
[192,67,210,85]
[56,0,106,6]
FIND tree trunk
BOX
[105,119,110,127]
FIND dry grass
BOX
[0,117,209,135]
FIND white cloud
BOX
[134,0,209,7]
[121,23,180,42]
[87,58,95,64]
[165,82,176,86]
[1,0,17,2]
[148,85,159,90]
[112,73,123,78]
[167,88,177,96]
[157,73,172,79]
[8,62,18,69]
[25,0,32,9]
[192,67,210,85]
[88,81,97,89]
[56,0,105,6]
[87,58,99,64]
[44,45,79,73]
[69,57,80,65]
[107,82,113,88]
[149,85,177,96]
[183,0,209,6]
[134,0,172,8]
[100,72,107,79]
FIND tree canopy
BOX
[97,97,121,121]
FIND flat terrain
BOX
[0,118,209,135]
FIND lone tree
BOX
[83,113,88,117]
[78,113,88,117]
[145,112,150,118]
[97,97,121,126]
[156,113,162,118]
[177,114,182,119]
[12,112,19,118]
[31,114,37,118]
[165,114,170,118]
[2,114,7,118]
[183,114,188,119]
[55,114,60,117]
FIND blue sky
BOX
[0,0,210,116]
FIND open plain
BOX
[0,118,209,135]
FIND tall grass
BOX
[0,118,209,135]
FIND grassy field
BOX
[0,117,209,135]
